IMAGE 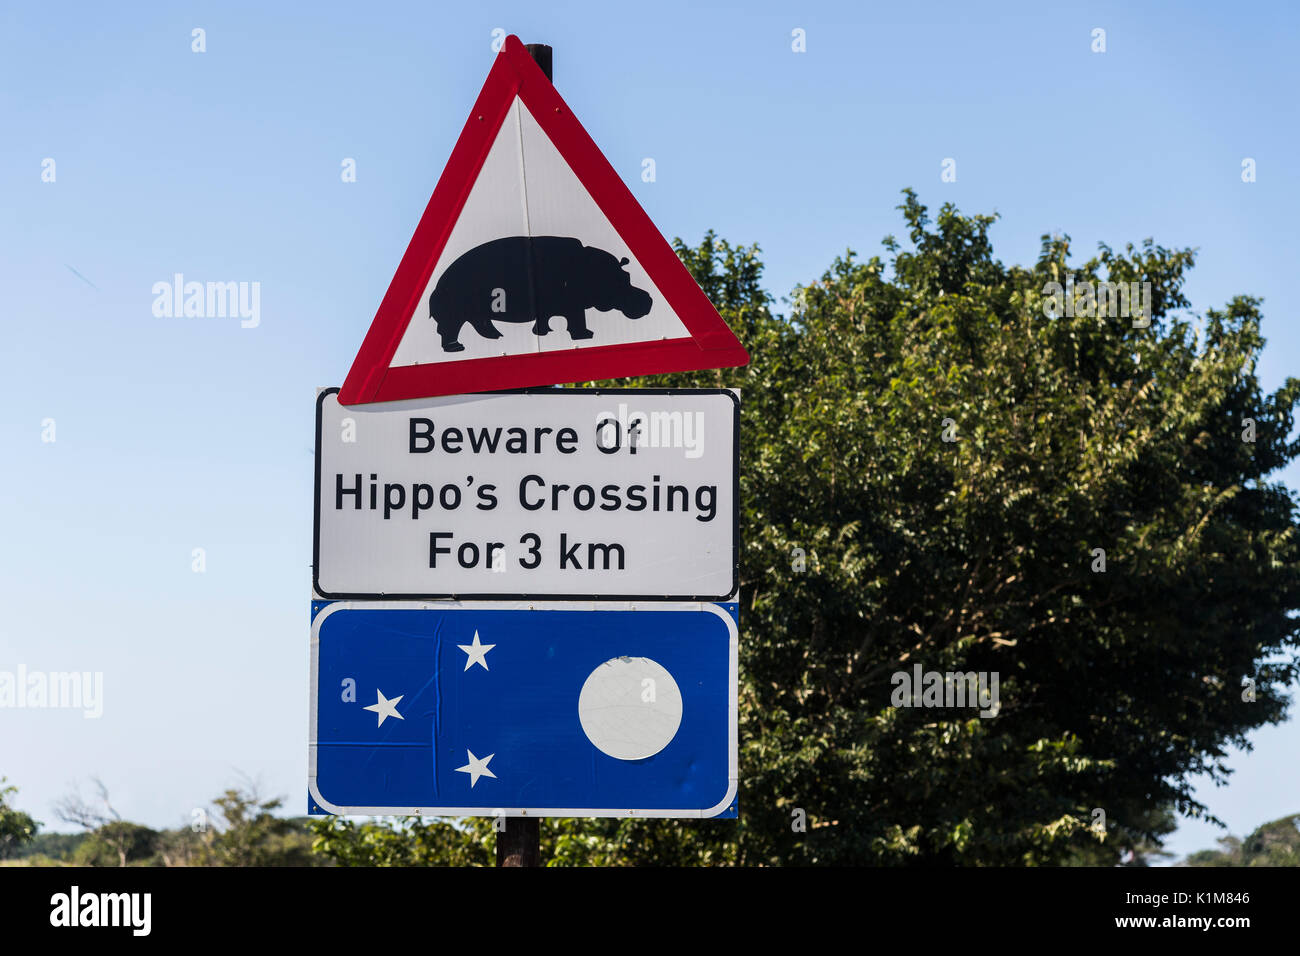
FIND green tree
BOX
[9,830,84,863]
[71,822,159,867]
[314,193,1300,866]
[1184,813,1300,866]
[1063,805,1177,866]
[54,777,155,867]
[311,816,493,867]
[0,778,39,859]
[199,784,318,867]
[152,822,206,867]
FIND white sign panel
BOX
[314,389,738,600]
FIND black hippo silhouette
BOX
[428,236,653,352]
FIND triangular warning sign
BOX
[338,35,749,404]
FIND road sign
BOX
[338,34,749,405]
[313,387,738,600]
[308,601,738,817]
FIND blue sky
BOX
[2,0,1296,861]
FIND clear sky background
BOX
[2,0,1296,861]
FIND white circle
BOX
[578,657,683,760]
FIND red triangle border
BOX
[338,35,749,405]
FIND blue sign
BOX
[309,602,737,818]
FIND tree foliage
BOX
[1184,813,1300,866]
[682,193,1300,864]
[29,776,320,866]
[53,776,151,867]
[311,816,493,866]
[197,786,316,867]
[71,822,159,867]
[0,778,39,860]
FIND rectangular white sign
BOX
[313,388,738,600]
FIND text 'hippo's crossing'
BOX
[314,389,738,600]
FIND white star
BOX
[455,750,497,787]
[457,630,496,671]
[363,688,404,727]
